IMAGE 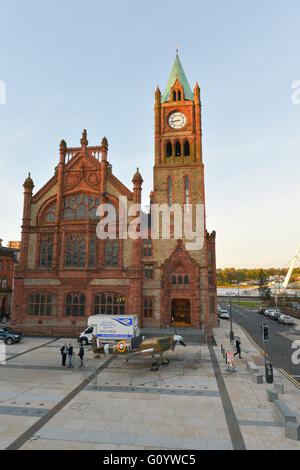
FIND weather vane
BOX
[176,44,179,55]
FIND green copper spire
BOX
[161,53,194,103]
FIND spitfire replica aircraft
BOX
[91,324,186,371]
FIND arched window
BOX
[167,176,172,208]
[44,203,56,222]
[66,292,85,317]
[2,279,7,289]
[94,293,125,315]
[106,241,118,267]
[178,90,181,101]
[143,239,152,257]
[28,293,57,316]
[88,234,96,267]
[65,234,86,267]
[178,275,183,286]
[172,275,177,286]
[40,236,53,268]
[63,194,100,220]
[172,90,177,101]
[175,141,181,156]
[184,176,190,211]
[184,275,189,286]
[166,141,172,157]
[184,141,190,156]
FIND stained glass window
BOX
[106,241,118,267]
[45,203,57,222]
[65,234,86,267]
[88,234,96,267]
[63,194,100,220]
[40,236,53,268]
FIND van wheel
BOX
[6,338,13,345]
[80,338,88,346]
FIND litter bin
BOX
[265,362,273,384]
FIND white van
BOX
[78,315,140,345]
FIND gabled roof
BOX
[161,54,194,103]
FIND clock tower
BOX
[149,52,217,333]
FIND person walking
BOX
[60,343,68,367]
[67,343,73,368]
[78,344,85,367]
[234,337,242,359]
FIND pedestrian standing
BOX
[234,337,242,359]
[60,343,68,366]
[78,344,85,367]
[67,343,73,368]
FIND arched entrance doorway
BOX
[171,299,190,326]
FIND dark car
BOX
[269,311,282,321]
[0,327,23,345]
[258,307,266,314]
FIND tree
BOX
[258,269,271,300]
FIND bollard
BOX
[267,389,278,403]
[274,383,284,394]
[252,373,263,384]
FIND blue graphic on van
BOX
[97,334,133,338]
[114,318,133,327]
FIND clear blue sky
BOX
[0,0,300,269]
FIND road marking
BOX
[238,326,300,391]
[278,368,300,390]
[239,326,266,357]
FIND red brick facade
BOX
[12,56,217,337]
[0,244,15,317]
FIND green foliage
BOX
[217,267,300,287]
[258,269,271,300]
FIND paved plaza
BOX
[0,321,299,450]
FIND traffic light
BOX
[263,325,269,341]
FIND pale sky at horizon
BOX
[0,0,300,270]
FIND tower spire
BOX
[161,53,193,103]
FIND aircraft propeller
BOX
[171,334,186,351]
[170,316,186,350]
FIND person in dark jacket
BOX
[67,343,73,368]
[60,343,68,366]
[234,337,242,359]
[78,345,85,367]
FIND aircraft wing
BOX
[120,348,155,358]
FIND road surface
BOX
[219,301,300,387]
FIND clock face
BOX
[168,112,187,129]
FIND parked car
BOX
[258,307,266,314]
[0,327,23,345]
[264,309,276,317]
[269,311,282,321]
[278,315,294,325]
[218,310,230,319]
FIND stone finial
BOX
[155,86,161,106]
[80,129,88,147]
[132,167,143,187]
[23,172,34,189]
[101,136,108,150]
[194,82,200,102]
[60,139,67,151]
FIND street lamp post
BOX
[229,294,234,342]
